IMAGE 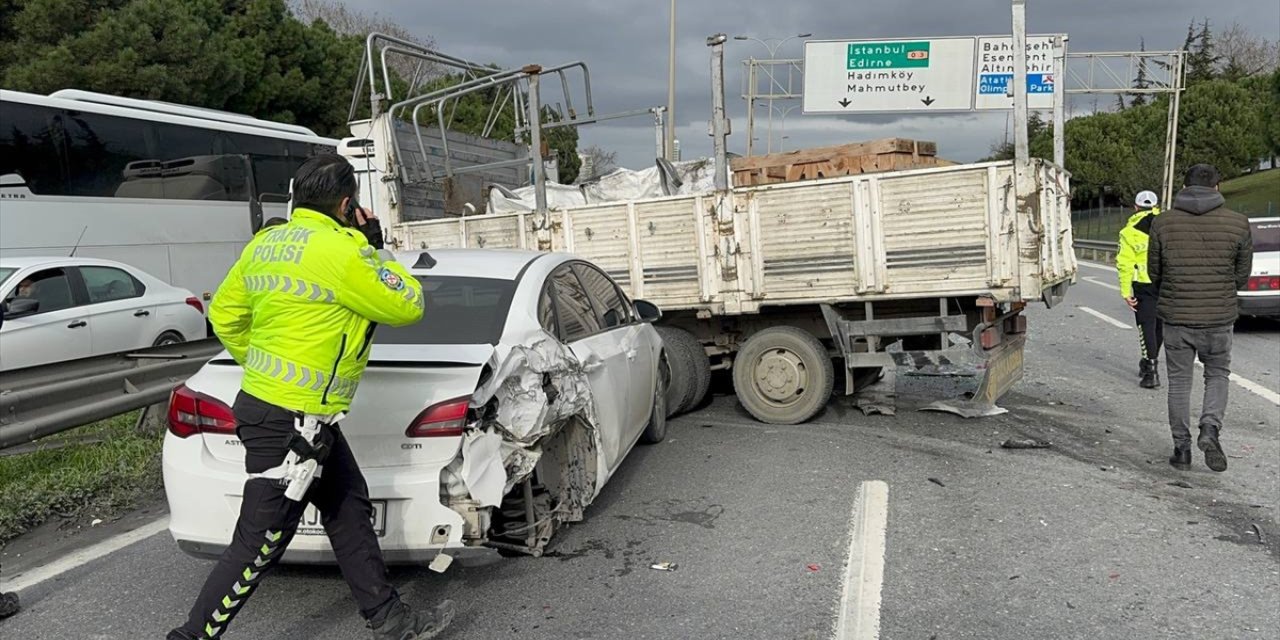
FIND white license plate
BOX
[297,500,386,537]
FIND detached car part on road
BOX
[164,249,667,560]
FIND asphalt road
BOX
[2,265,1277,640]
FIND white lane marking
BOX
[2,517,169,592]
[1074,305,1280,406]
[1195,362,1280,406]
[1082,276,1121,292]
[1078,306,1132,330]
[835,480,889,640]
[1077,260,1114,272]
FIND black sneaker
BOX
[369,599,455,640]
[1198,425,1227,472]
[1168,445,1191,470]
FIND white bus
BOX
[0,89,338,302]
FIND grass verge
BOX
[1222,168,1278,217]
[0,411,162,545]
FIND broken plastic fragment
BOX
[649,562,678,572]
[459,431,507,507]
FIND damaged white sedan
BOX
[163,249,669,561]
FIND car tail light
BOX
[167,384,236,438]
[1245,276,1280,291]
[406,396,470,438]
[185,296,205,314]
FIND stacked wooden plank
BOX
[730,138,952,187]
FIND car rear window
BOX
[1252,221,1280,253]
[373,276,516,345]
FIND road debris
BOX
[805,563,821,573]
[1250,524,1265,545]
[1168,481,1194,489]
[649,562,678,572]
[1108,572,1121,580]
[1000,438,1052,449]
[429,553,454,574]
[928,477,946,487]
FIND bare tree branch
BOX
[289,0,439,85]
[1217,21,1280,78]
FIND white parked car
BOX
[1239,217,1280,319]
[164,249,669,562]
[0,257,208,371]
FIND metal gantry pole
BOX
[1162,51,1185,206]
[652,107,667,161]
[1052,35,1067,167]
[1011,0,1030,169]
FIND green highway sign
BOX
[846,41,932,69]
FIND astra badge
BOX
[378,267,404,290]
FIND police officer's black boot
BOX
[368,599,455,640]
[1168,444,1191,470]
[1139,359,1160,389]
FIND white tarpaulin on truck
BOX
[487,158,723,213]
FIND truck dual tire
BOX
[732,326,834,425]
[655,326,711,416]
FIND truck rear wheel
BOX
[656,326,696,417]
[733,327,834,425]
[658,327,710,413]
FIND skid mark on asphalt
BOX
[835,480,888,640]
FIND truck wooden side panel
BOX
[390,159,1075,314]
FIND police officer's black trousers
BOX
[1133,282,1164,362]
[172,392,398,639]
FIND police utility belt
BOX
[249,412,344,502]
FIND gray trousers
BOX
[1164,323,1233,446]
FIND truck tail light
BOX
[406,396,470,438]
[185,296,204,314]
[167,384,236,438]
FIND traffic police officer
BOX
[168,154,454,640]
[1117,189,1163,389]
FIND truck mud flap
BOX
[920,333,1026,418]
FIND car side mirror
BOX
[3,298,38,319]
[634,299,662,323]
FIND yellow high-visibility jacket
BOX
[1116,207,1161,299]
[209,208,423,414]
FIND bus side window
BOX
[0,101,68,195]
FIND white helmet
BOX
[1135,190,1159,208]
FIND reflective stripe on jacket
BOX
[209,208,424,414]
[1116,207,1160,298]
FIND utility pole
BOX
[1052,35,1067,167]
[708,34,729,192]
[666,0,676,160]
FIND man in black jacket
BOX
[1147,164,1253,472]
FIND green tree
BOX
[1130,38,1150,107]
[1177,79,1265,179]
[1,0,363,137]
[1185,18,1222,86]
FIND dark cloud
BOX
[366,0,1277,169]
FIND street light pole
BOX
[734,33,811,156]
[666,0,676,160]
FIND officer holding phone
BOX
[168,154,453,640]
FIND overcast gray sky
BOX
[364,0,1278,169]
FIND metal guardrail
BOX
[0,339,223,450]
[1074,238,1119,263]
[1073,239,1118,251]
